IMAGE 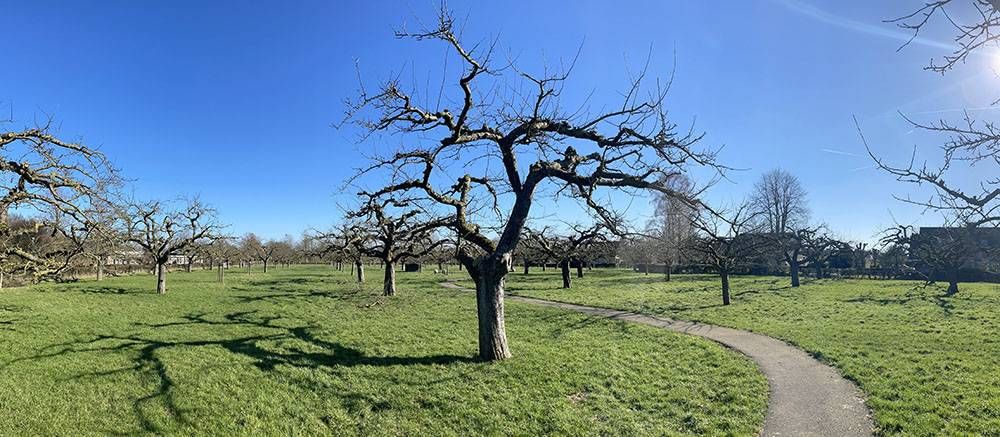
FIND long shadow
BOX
[843,287,958,316]
[0,305,27,332]
[9,310,476,433]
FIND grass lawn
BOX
[497,269,1000,436]
[0,265,767,435]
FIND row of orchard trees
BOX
[0,118,324,293]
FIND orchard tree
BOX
[345,196,448,296]
[124,198,222,294]
[207,236,239,284]
[0,123,118,282]
[524,223,607,289]
[687,201,767,305]
[345,9,721,360]
[314,223,368,283]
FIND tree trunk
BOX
[186,260,193,273]
[790,260,800,287]
[815,264,822,279]
[156,262,167,294]
[474,258,511,361]
[383,260,396,296]
[644,263,649,275]
[523,260,529,275]
[355,260,365,283]
[576,261,584,278]
[247,261,252,276]
[96,259,104,281]
[263,259,268,273]
[217,263,225,284]
[721,271,730,305]
[560,260,571,289]
[947,270,959,296]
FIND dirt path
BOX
[439,282,874,436]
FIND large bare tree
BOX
[124,198,222,294]
[750,169,812,287]
[345,9,721,361]
[0,123,118,282]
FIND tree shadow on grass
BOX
[843,287,958,316]
[8,310,476,433]
[0,304,26,332]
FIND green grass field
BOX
[0,265,767,435]
[496,269,1000,436]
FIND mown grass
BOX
[498,269,1000,436]
[0,265,767,435]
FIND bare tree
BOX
[345,196,448,296]
[345,9,721,360]
[864,3,1000,250]
[207,236,239,284]
[124,198,222,294]
[647,174,697,280]
[524,223,607,289]
[313,223,368,283]
[687,202,766,305]
[0,123,118,282]
[749,169,812,287]
[880,225,986,294]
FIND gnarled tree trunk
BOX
[383,260,396,296]
[560,259,571,289]
[473,256,511,361]
[156,262,167,294]
[355,260,365,283]
[790,259,800,287]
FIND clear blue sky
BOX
[3,0,997,242]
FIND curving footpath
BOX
[439,282,874,436]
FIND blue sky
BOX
[2,0,997,242]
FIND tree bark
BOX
[576,261,584,278]
[560,259,571,289]
[96,259,104,281]
[383,260,396,296]
[186,260,193,273]
[644,263,649,275]
[790,260,800,287]
[947,270,959,296]
[355,260,365,283]
[263,259,268,273]
[474,257,511,361]
[523,260,529,275]
[217,263,225,284]
[721,271,730,305]
[156,262,167,294]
